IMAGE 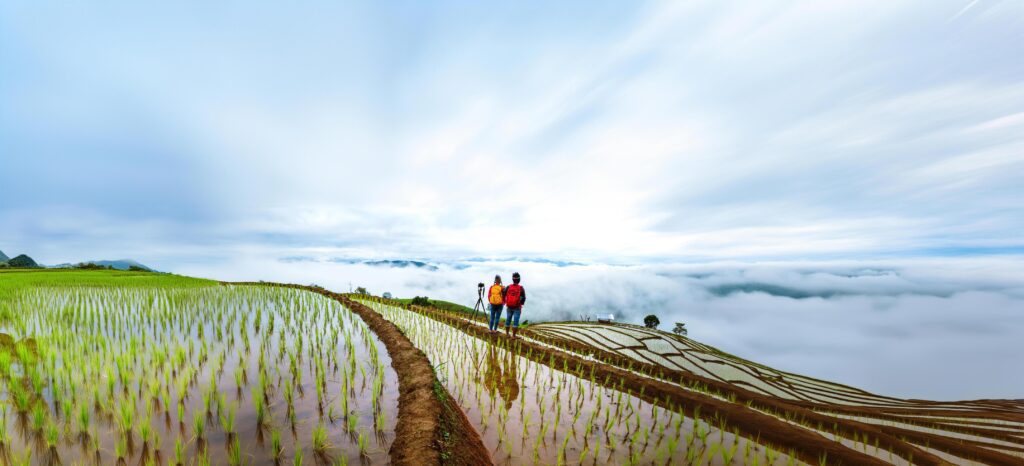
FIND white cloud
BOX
[177,256,1024,401]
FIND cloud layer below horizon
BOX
[179,256,1024,401]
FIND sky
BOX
[1,1,1022,400]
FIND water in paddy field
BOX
[362,300,797,466]
[0,285,398,466]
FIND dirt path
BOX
[231,283,491,466]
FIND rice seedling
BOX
[220,401,237,434]
[228,437,243,465]
[192,411,206,439]
[174,436,185,466]
[312,423,331,453]
[271,428,284,460]
[358,432,368,457]
[45,421,60,448]
[115,435,128,461]
[31,402,48,432]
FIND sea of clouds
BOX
[179,256,1024,402]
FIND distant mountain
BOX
[0,250,8,263]
[289,257,443,271]
[49,259,155,271]
[362,260,438,271]
[87,259,154,271]
[7,254,39,268]
[280,256,589,270]
[462,257,587,267]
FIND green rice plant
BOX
[31,402,48,432]
[234,366,244,389]
[0,406,8,445]
[252,386,267,425]
[77,402,91,434]
[202,389,213,414]
[229,437,243,465]
[294,446,304,466]
[45,421,60,448]
[220,401,237,434]
[115,435,128,460]
[722,440,739,464]
[174,436,185,466]
[140,418,153,445]
[358,432,368,457]
[271,429,283,460]
[118,397,135,433]
[192,411,206,439]
[10,382,31,413]
[312,423,331,452]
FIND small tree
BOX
[643,314,660,329]
[355,286,368,295]
[410,296,430,306]
[672,322,688,336]
[382,292,393,299]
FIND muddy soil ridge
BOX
[227,282,491,466]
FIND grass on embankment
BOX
[392,297,531,328]
[0,269,215,303]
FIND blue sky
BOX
[2,0,1023,268]
[2,1,1023,400]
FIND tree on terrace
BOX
[643,314,660,329]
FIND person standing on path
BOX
[487,275,505,333]
[504,272,526,339]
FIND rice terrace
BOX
[0,268,1019,466]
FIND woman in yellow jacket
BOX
[487,275,505,333]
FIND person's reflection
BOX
[499,351,520,411]
[482,346,521,411]
[483,344,501,400]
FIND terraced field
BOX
[2,270,1020,465]
[366,296,1024,466]
[359,298,796,465]
[527,322,1024,464]
[0,271,400,466]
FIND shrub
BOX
[410,296,431,307]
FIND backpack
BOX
[505,284,523,307]
[488,285,504,305]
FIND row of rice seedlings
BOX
[0,281,397,465]
[361,298,796,465]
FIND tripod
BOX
[472,283,485,320]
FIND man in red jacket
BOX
[504,272,526,338]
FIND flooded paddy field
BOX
[360,296,1024,466]
[359,299,795,466]
[0,271,398,465]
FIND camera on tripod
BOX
[473,282,486,317]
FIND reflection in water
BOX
[481,345,521,412]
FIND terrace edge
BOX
[224,282,492,466]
